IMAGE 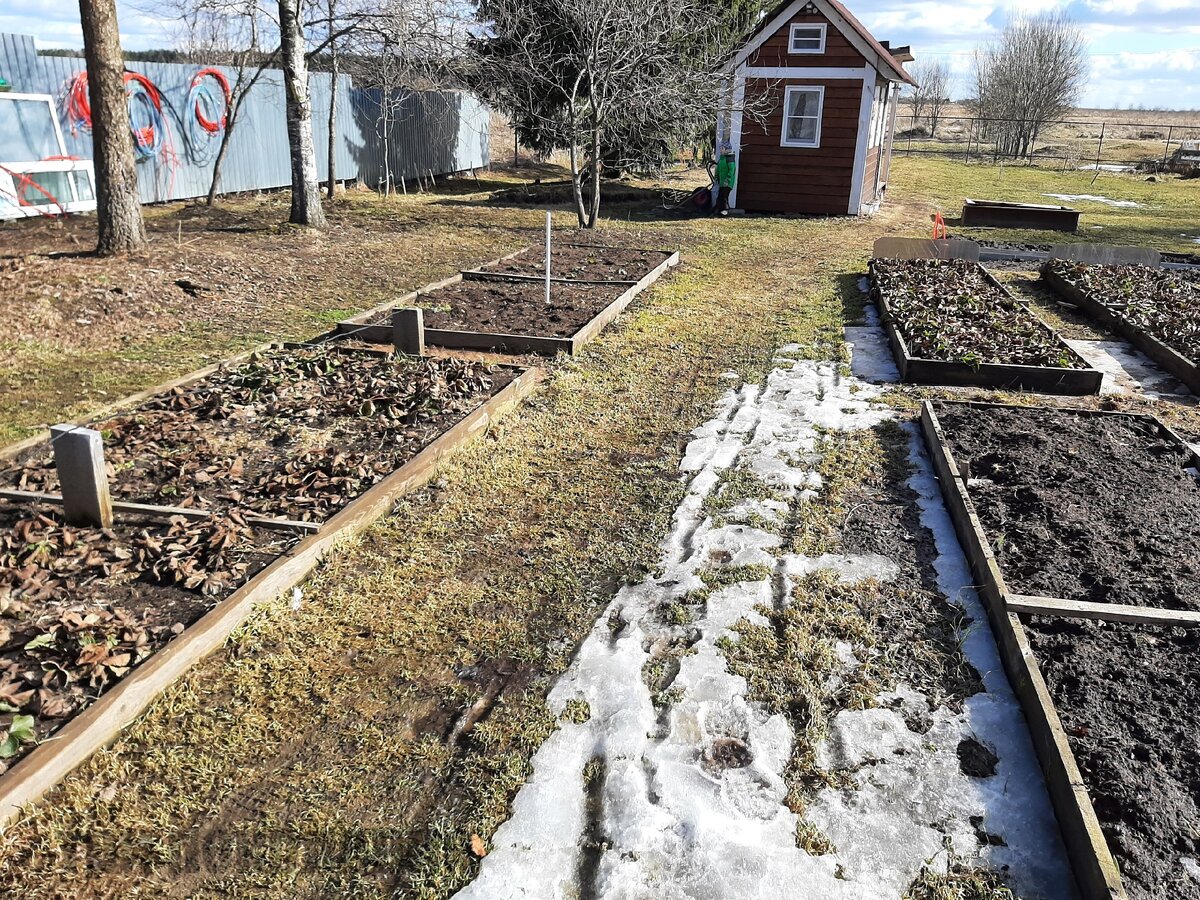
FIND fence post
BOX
[392,308,424,357]
[1163,125,1174,168]
[50,425,112,528]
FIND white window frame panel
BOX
[788,23,827,54]
[780,85,825,149]
[0,93,98,220]
[0,160,98,220]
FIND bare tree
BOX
[347,0,465,194]
[165,0,278,205]
[972,12,1088,159]
[278,0,327,227]
[78,0,146,254]
[906,58,950,137]
[325,0,339,199]
[471,0,753,228]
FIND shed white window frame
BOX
[780,84,825,148]
[788,23,827,54]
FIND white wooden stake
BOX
[392,307,425,356]
[50,425,112,528]
[544,210,552,305]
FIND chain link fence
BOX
[895,111,1200,173]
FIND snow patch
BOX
[1043,193,1141,208]
[846,305,901,384]
[454,322,1074,900]
[1064,339,1187,397]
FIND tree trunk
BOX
[79,0,145,255]
[278,0,327,228]
[568,140,586,228]
[206,98,237,206]
[326,0,338,201]
[586,127,601,229]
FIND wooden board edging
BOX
[0,366,543,830]
[1041,267,1200,395]
[919,401,1126,900]
[1007,595,1200,627]
[868,262,1102,395]
[338,250,681,358]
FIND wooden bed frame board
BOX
[0,365,543,829]
[918,398,1198,899]
[335,250,681,357]
[869,262,1103,395]
[1041,266,1200,395]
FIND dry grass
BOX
[1,153,1198,896]
[0,173,894,897]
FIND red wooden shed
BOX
[717,0,916,216]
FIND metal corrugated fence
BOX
[0,32,489,204]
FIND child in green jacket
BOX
[714,143,736,215]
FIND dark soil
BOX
[0,501,289,765]
[410,279,628,337]
[936,402,1200,610]
[840,423,985,711]
[2,347,514,522]
[476,244,670,282]
[1025,616,1200,900]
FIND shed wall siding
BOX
[736,77,861,214]
[747,11,867,69]
[861,146,881,204]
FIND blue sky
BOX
[1,0,1197,110]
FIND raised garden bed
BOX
[336,244,680,356]
[921,399,1200,900]
[870,257,1101,394]
[464,243,673,285]
[961,198,1080,232]
[1042,260,1200,394]
[0,345,540,824]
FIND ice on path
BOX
[1065,339,1187,397]
[454,326,1075,900]
[1043,193,1141,208]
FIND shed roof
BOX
[734,0,917,85]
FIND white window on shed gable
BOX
[781,85,824,148]
[788,23,826,54]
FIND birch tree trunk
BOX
[326,0,338,200]
[79,0,146,255]
[279,0,327,228]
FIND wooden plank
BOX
[1008,594,1200,627]
[919,401,1127,900]
[1041,267,1200,395]
[461,271,638,287]
[570,251,680,351]
[426,329,575,356]
[0,366,543,829]
[0,489,322,535]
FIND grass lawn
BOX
[889,156,1200,252]
[0,156,1196,897]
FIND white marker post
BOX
[544,210,552,305]
[50,424,113,528]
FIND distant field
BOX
[895,103,1200,169]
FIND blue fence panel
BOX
[0,32,489,204]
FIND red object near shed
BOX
[717,0,916,216]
